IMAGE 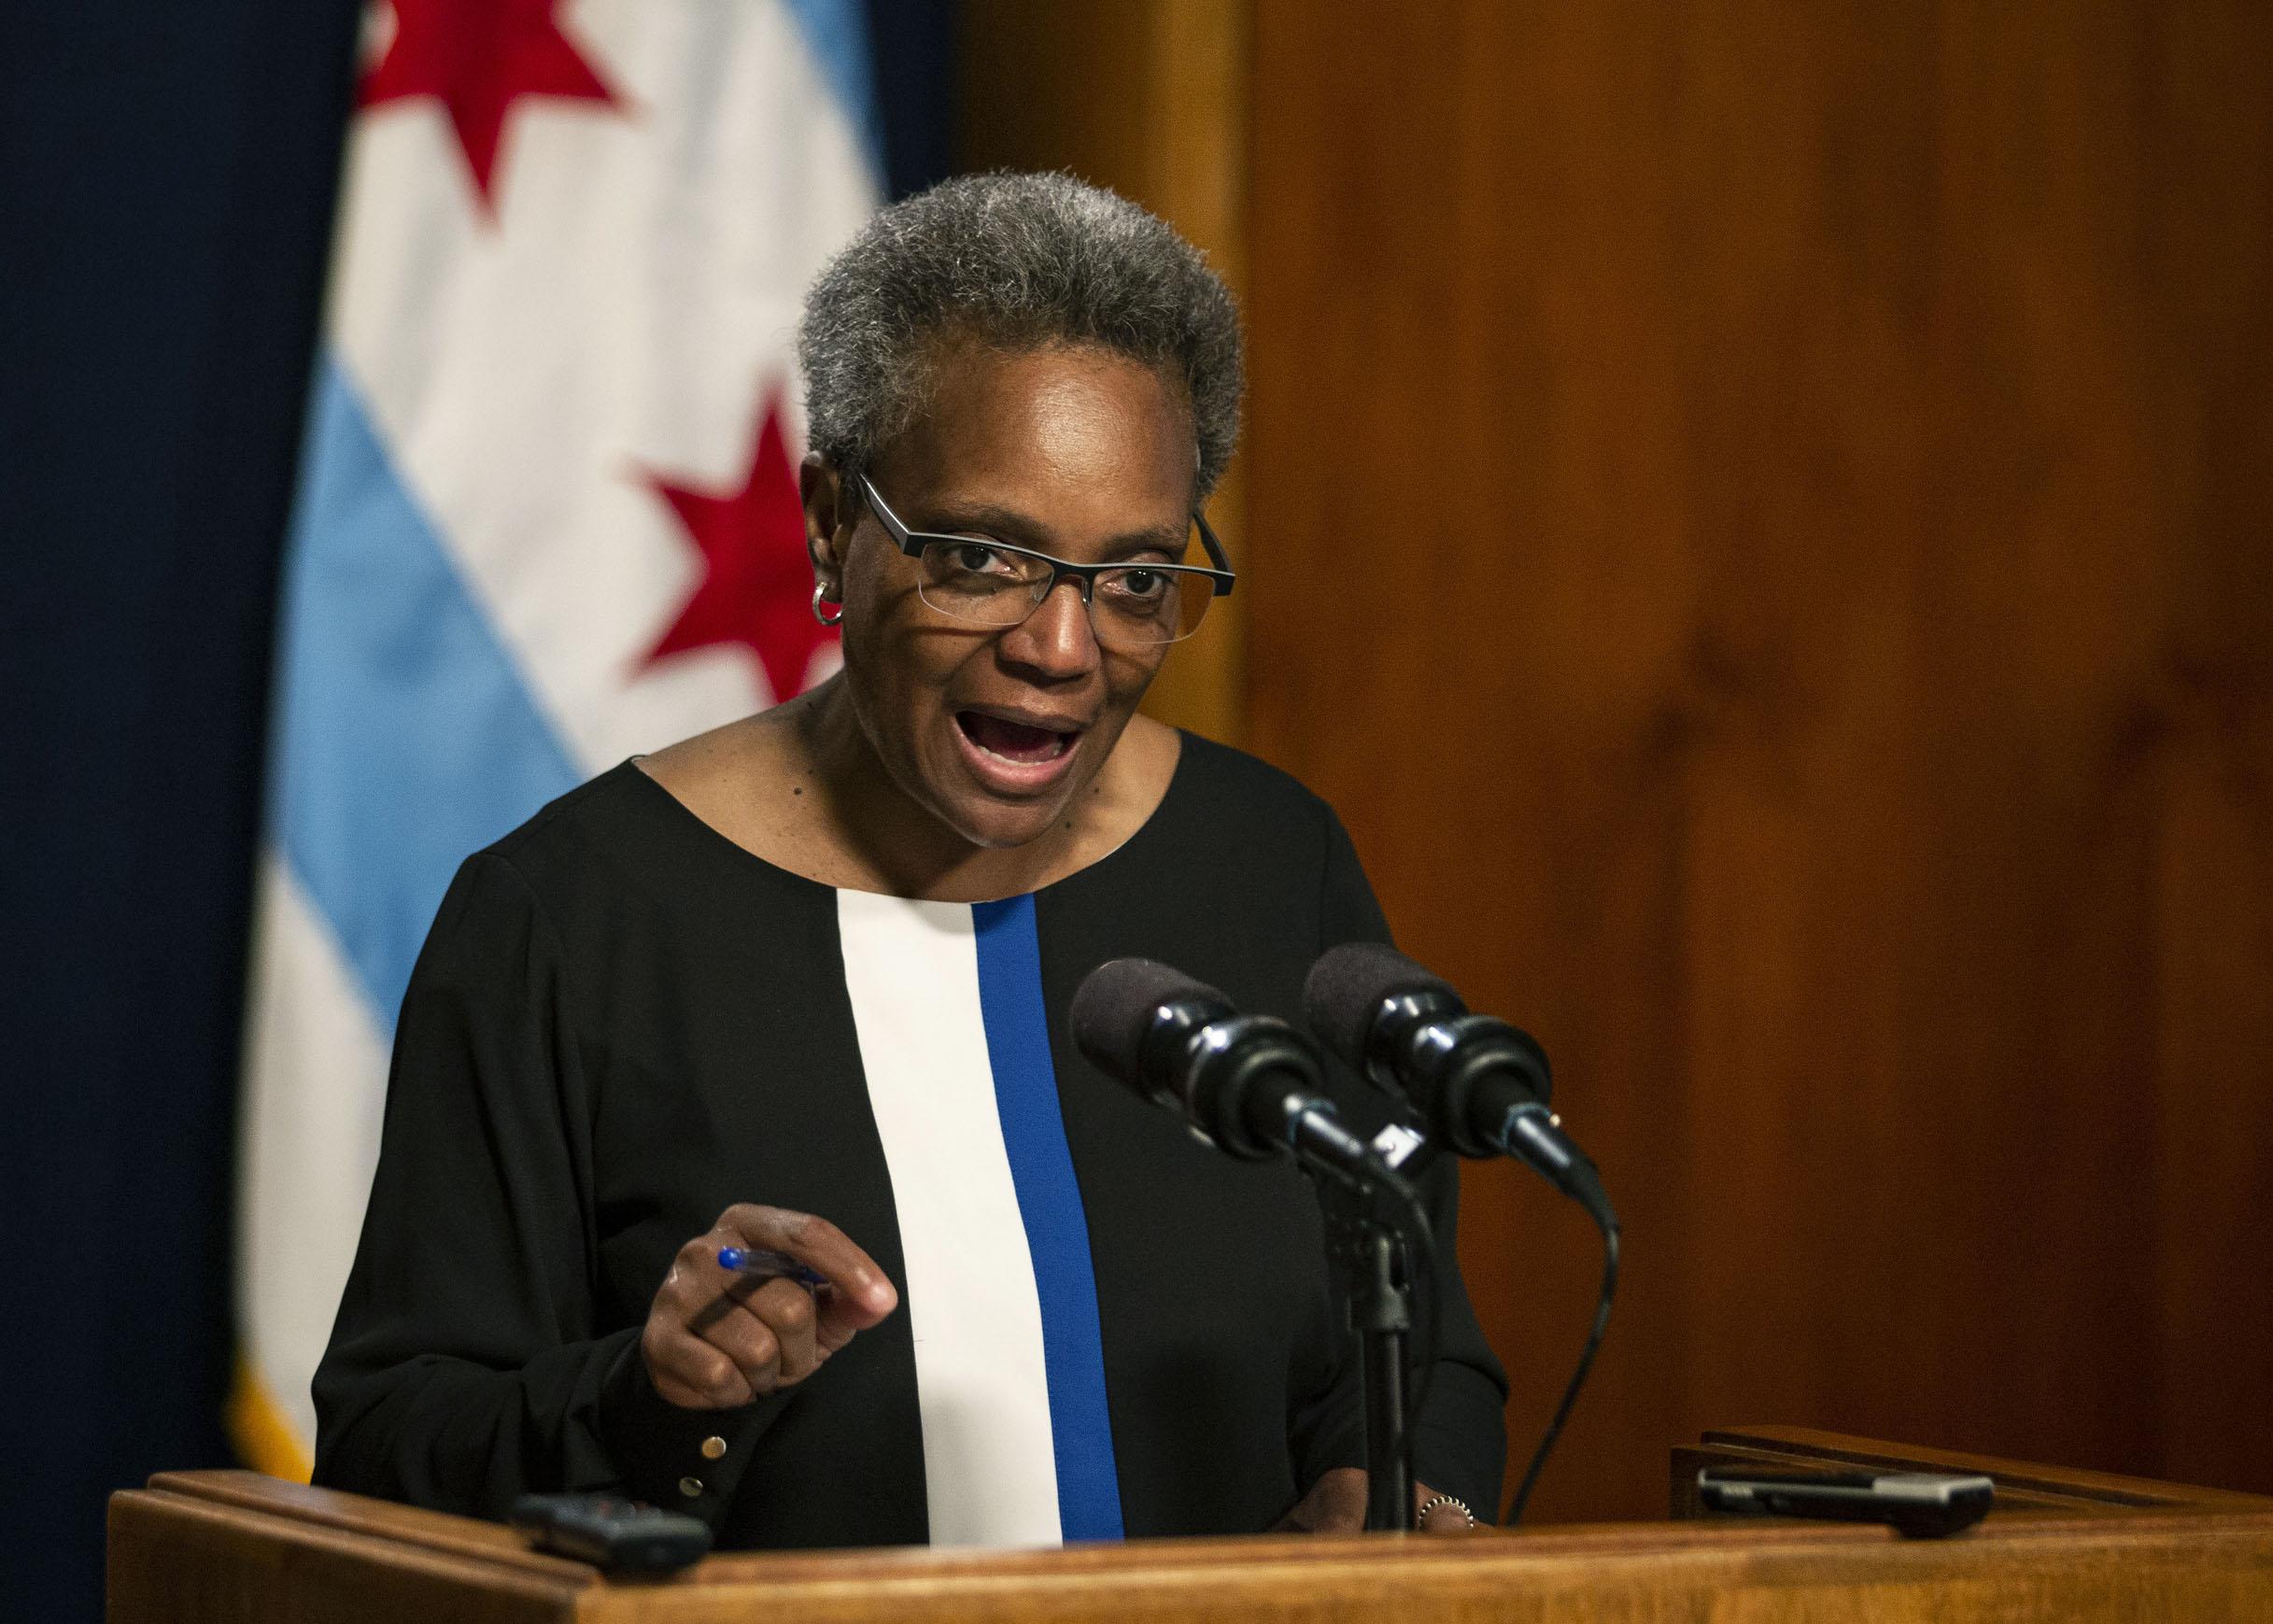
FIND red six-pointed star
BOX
[359,0,620,211]
[641,394,836,705]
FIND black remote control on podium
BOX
[1697,1466,1995,1538]
[509,1493,713,1574]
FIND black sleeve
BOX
[1286,807,1511,1519]
[311,852,786,1524]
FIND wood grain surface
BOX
[1238,0,2273,1524]
[108,1446,2273,1624]
[106,1486,581,1624]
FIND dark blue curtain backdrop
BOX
[0,7,365,1620]
[0,7,954,1619]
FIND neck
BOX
[791,677,1088,902]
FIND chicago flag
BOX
[233,0,882,1476]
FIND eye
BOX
[939,540,1023,578]
[1103,567,1171,604]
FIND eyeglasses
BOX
[856,473,1235,647]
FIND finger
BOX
[655,1245,752,1340]
[688,1294,785,1395]
[713,1206,898,1329]
[810,1284,865,1357]
[642,1318,757,1409]
[663,1232,806,1327]
[1277,1468,1366,1534]
[736,1276,821,1384]
[1414,1482,1479,1534]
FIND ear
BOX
[801,454,850,601]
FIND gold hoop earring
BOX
[812,584,845,628]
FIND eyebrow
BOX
[914,501,1191,560]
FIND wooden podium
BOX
[109,1428,2273,1622]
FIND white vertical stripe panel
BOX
[835,891,1064,1548]
[237,853,392,1447]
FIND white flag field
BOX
[233,0,882,1475]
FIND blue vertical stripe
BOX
[971,895,1125,1542]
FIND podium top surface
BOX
[110,1429,2273,1624]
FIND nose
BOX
[995,577,1100,682]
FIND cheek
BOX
[839,553,927,690]
[840,610,972,754]
[837,542,900,638]
[833,598,917,744]
[1105,643,1168,701]
[1089,648,1167,735]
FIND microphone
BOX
[1304,941,1610,1224]
[1070,956,1407,1194]
[1076,955,1445,1533]
[1308,942,1621,1530]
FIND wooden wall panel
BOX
[1242,0,2273,1523]
[958,0,1251,744]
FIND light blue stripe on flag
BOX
[782,0,885,185]
[269,356,584,1033]
[972,895,1125,1542]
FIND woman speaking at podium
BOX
[314,173,1506,1548]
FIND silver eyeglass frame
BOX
[854,472,1235,643]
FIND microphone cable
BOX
[1504,1205,1619,1526]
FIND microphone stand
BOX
[1271,1090,1435,1535]
[1327,1205,1416,1532]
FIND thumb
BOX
[816,1272,898,1351]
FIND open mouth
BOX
[955,710,1080,765]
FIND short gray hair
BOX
[798,171,1244,501]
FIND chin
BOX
[948,796,1071,852]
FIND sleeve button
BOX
[701,1435,727,1461]
[678,1476,704,1499]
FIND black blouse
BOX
[313,734,1507,1547]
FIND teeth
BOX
[974,739,1064,764]
[967,728,1069,766]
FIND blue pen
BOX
[716,1246,829,1289]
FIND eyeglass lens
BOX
[914,539,1215,644]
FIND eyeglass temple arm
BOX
[1194,510,1235,595]
[854,473,922,556]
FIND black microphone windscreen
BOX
[1070,957,1230,1080]
[1303,940,1460,1064]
